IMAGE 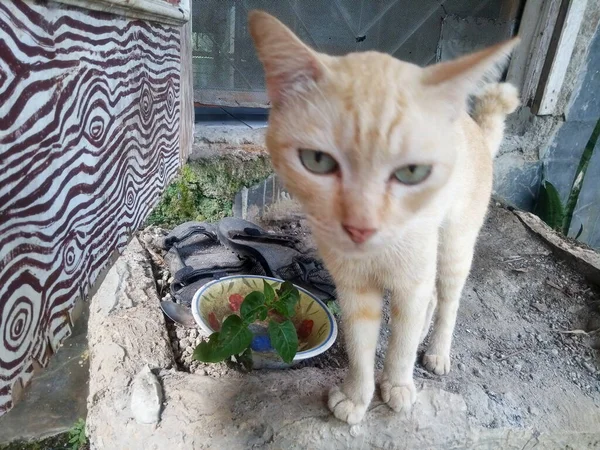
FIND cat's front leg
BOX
[381,254,437,412]
[423,220,479,375]
[328,286,382,424]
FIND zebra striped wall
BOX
[0,0,182,415]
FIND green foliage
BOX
[326,300,342,316]
[194,281,301,365]
[240,291,268,322]
[145,156,272,227]
[272,281,300,317]
[535,180,565,231]
[267,320,298,364]
[68,419,87,450]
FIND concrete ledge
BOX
[86,217,600,449]
[515,210,600,286]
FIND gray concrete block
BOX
[437,15,514,64]
[569,136,600,248]
[493,154,542,211]
[566,24,600,122]
[542,120,596,204]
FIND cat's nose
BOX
[342,224,377,244]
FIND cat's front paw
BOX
[380,377,416,412]
[328,385,369,424]
[422,353,451,375]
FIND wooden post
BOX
[533,0,588,115]
[506,0,563,108]
[179,0,194,165]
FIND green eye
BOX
[393,164,432,185]
[299,149,338,174]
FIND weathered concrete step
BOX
[87,208,600,449]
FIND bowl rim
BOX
[191,275,338,361]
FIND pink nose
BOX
[342,224,377,244]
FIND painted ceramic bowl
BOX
[191,275,338,369]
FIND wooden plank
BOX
[534,0,588,115]
[179,0,194,164]
[54,0,189,25]
[506,0,562,106]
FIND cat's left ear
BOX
[249,10,325,105]
[422,38,519,112]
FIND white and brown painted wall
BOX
[0,0,192,415]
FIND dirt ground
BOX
[141,202,600,431]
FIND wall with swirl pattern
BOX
[0,0,182,415]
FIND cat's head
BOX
[249,11,517,253]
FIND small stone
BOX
[176,328,187,340]
[583,362,596,374]
[473,368,482,377]
[185,346,193,355]
[130,365,163,424]
[457,363,466,371]
[528,406,540,416]
[179,338,190,348]
[168,276,174,284]
[163,293,172,301]
[551,349,559,357]
[195,337,202,346]
[513,364,522,371]
[189,329,198,339]
[349,425,361,438]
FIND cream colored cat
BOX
[249,11,519,424]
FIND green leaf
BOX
[238,347,254,372]
[274,281,300,318]
[263,279,276,306]
[326,300,341,316]
[575,223,584,240]
[217,315,253,356]
[240,291,268,323]
[268,319,298,364]
[193,333,227,363]
[535,181,564,231]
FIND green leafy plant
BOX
[534,180,564,231]
[194,280,301,364]
[145,157,272,227]
[68,419,87,450]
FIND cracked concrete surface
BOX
[86,208,600,449]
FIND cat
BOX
[249,10,520,424]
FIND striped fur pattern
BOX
[0,0,181,415]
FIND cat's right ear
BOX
[249,11,324,105]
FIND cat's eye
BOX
[393,164,432,185]
[299,149,339,174]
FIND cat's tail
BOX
[473,83,520,157]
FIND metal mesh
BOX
[192,0,522,106]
